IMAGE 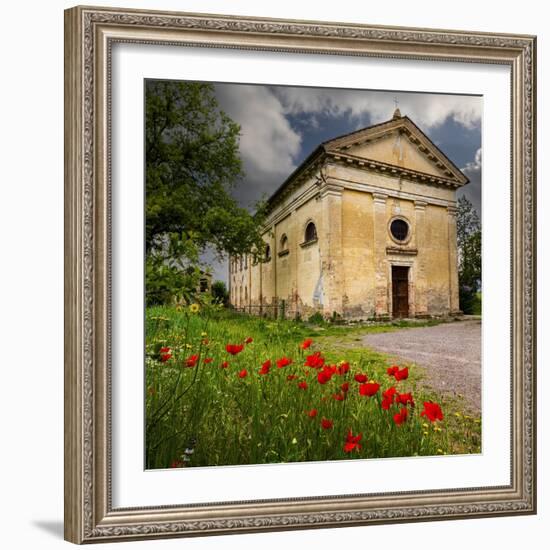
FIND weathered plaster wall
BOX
[341,189,375,317]
[423,204,454,314]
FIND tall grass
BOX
[145,305,480,469]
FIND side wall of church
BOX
[230,192,325,319]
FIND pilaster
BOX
[320,180,344,316]
[373,192,389,317]
[447,205,460,313]
[414,200,428,316]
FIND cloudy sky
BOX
[204,83,482,283]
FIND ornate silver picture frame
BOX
[64,5,536,544]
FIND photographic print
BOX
[144,80,482,470]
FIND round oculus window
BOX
[390,219,409,242]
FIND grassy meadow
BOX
[145,305,481,469]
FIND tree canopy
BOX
[145,80,266,256]
[145,80,267,304]
[456,195,481,313]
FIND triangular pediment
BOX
[323,115,468,186]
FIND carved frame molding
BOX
[64,5,536,543]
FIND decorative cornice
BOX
[447,205,459,216]
[373,192,388,205]
[319,181,344,199]
[328,151,463,189]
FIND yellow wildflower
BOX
[189,303,200,314]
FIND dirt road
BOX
[362,320,481,413]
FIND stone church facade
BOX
[229,109,469,320]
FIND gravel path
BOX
[362,320,481,413]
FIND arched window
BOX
[305,222,318,243]
[280,234,288,251]
[265,244,271,261]
[245,287,248,302]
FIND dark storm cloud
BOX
[213,83,302,208]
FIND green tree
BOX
[145,81,266,303]
[456,196,481,314]
[145,232,202,306]
[211,280,229,306]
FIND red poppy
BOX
[381,386,397,410]
[238,369,248,379]
[354,373,368,383]
[387,365,399,376]
[259,359,271,375]
[394,367,409,381]
[396,392,415,407]
[185,354,199,368]
[393,407,408,425]
[332,392,345,401]
[337,362,350,375]
[220,361,230,369]
[244,337,253,344]
[305,352,325,369]
[170,460,184,468]
[317,370,332,385]
[203,357,213,364]
[298,381,308,390]
[300,338,313,350]
[421,401,444,422]
[359,382,380,397]
[287,374,298,381]
[321,418,334,430]
[202,338,209,345]
[226,344,244,355]
[341,382,350,393]
[160,353,172,363]
[160,346,171,353]
[307,408,318,418]
[276,356,293,368]
[343,429,362,453]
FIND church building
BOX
[229,109,469,320]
